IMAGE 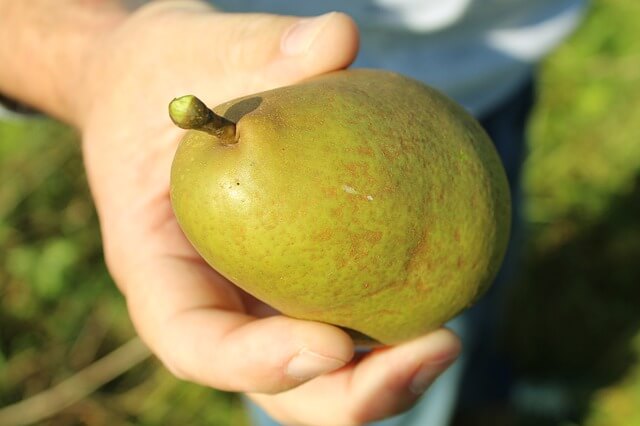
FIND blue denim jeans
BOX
[247,77,534,426]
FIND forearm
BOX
[0,0,129,124]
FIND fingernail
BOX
[281,12,335,56]
[286,348,346,381]
[409,356,458,395]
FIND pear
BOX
[168,69,510,345]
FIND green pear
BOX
[168,69,510,345]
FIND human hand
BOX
[74,2,461,424]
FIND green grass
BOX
[1,0,640,424]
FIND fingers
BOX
[123,252,354,394]
[146,7,360,99]
[263,11,361,86]
[135,1,360,79]
[193,11,360,89]
[82,4,359,128]
[347,329,461,422]
[250,328,461,426]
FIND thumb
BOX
[198,11,360,89]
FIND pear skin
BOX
[169,69,511,345]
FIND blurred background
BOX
[1,0,639,424]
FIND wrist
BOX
[0,1,129,125]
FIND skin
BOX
[0,1,462,424]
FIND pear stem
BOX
[168,95,237,145]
